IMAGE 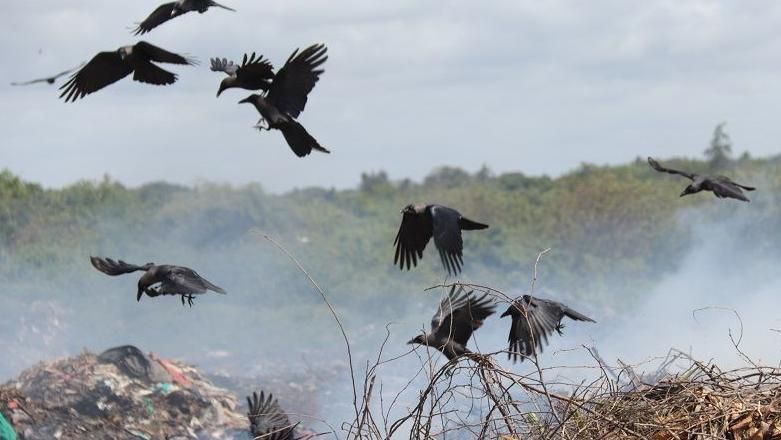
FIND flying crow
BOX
[394,203,488,275]
[238,43,329,158]
[246,391,296,440]
[648,157,756,202]
[211,52,275,96]
[11,64,82,86]
[501,295,595,363]
[59,42,195,102]
[90,256,225,306]
[408,285,496,361]
[133,0,235,35]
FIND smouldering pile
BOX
[0,346,246,439]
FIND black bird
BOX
[238,43,330,158]
[133,0,235,35]
[501,295,595,363]
[11,64,82,86]
[90,256,225,306]
[408,285,496,361]
[211,53,275,96]
[394,204,488,275]
[246,391,296,440]
[59,42,195,102]
[648,157,756,202]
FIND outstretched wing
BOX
[432,285,495,346]
[132,2,181,35]
[162,266,226,294]
[267,43,328,117]
[210,57,238,75]
[710,178,751,202]
[90,256,149,276]
[235,52,275,83]
[504,296,593,363]
[134,41,195,65]
[430,205,465,275]
[59,52,133,102]
[647,157,696,180]
[247,391,296,440]
[394,208,433,271]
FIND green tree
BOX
[704,122,732,167]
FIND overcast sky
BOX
[3,1,781,192]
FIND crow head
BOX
[407,335,425,346]
[680,185,699,197]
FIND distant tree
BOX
[704,122,733,167]
[359,171,391,193]
[424,166,471,187]
[475,165,492,182]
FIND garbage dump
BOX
[0,345,249,440]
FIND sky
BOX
[3,1,781,193]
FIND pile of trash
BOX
[0,345,250,439]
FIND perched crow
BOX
[133,0,235,35]
[211,52,275,96]
[238,43,329,158]
[246,391,296,440]
[648,157,756,202]
[394,204,488,275]
[90,256,225,306]
[11,64,82,86]
[501,295,595,363]
[408,285,496,361]
[59,42,195,102]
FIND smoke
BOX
[2,173,781,436]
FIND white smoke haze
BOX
[2,173,781,436]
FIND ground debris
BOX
[0,346,248,440]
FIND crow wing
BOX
[160,266,226,295]
[432,286,495,346]
[132,2,182,35]
[132,61,178,85]
[59,52,133,102]
[247,391,295,440]
[504,296,594,362]
[134,41,195,65]
[210,57,238,75]
[647,157,696,180]
[709,177,751,202]
[11,66,77,86]
[430,205,466,275]
[267,43,328,118]
[235,52,275,84]
[394,208,433,271]
[90,256,149,276]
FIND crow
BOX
[133,0,235,35]
[11,64,82,86]
[501,295,595,363]
[394,203,488,275]
[246,391,296,440]
[238,43,329,158]
[59,42,195,102]
[90,256,225,306]
[211,52,275,96]
[408,285,496,361]
[648,157,756,202]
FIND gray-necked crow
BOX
[648,157,756,202]
[90,256,225,306]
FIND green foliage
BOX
[1,155,781,369]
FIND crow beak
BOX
[406,339,415,345]
[136,288,143,302]
[500,310,510,318]
[238,96,252,104]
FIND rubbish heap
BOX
[0,345,249,440]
